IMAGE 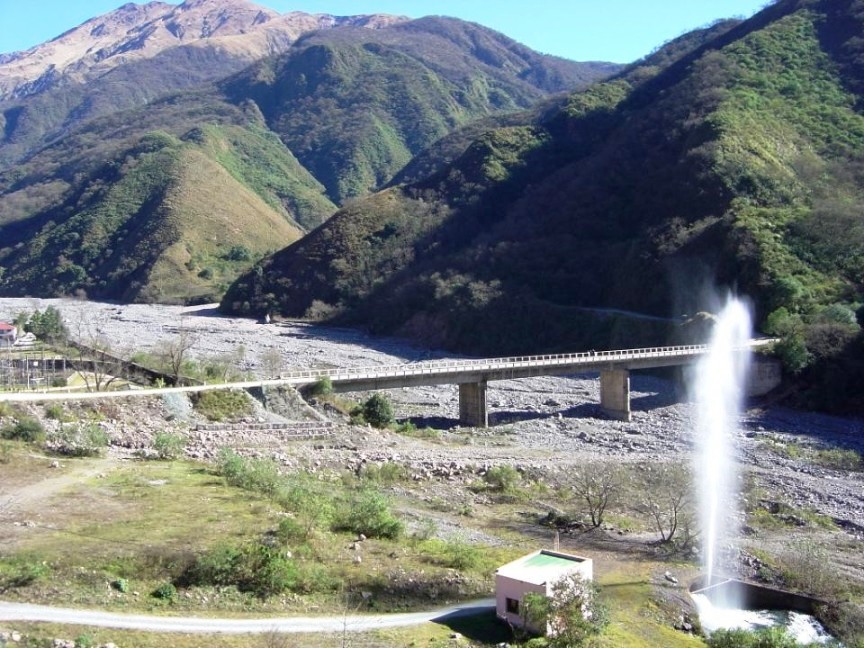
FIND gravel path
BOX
[0,598,494,633]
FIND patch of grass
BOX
[418,539,495,572]
[359,461,408,484]
[594,564,705,648]
[192,389,253,422]
[749,500,836,530]
[761,438,863,472]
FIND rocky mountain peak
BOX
[0,0,404,101]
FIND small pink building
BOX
[495,549,593,634]
[0,322,17,347]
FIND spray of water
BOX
[695,297,752,585]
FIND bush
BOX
[151,582,177,602]
[332,489,403,539]
[306,376,333,397]
[362,393,394,428]
[44,403,65,420]
[421,538,487,571]
[218,450,283,497]
[47,423,109,457]
[183,542,297,598]
[707,626,799,648]
[153,431,186,460]
[2,417,45,444]
[360,461,407,484]
[483,464,521,493]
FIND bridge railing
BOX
[277,342,726,383]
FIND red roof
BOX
[0,322,15,331]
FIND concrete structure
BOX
[495,549,593,635]
[0,322,17,347]
[0,341,777,425]
[747,356,782,397]
[600,368,630,421]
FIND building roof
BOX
[496,550,589,586]
[0,322,15,331]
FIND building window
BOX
[506,597,520,614]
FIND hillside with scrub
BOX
[0,9,615,303]
[223,0,864,413]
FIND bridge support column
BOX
[600,369,631,421]
[459,381,488,428]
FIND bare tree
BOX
[571,463,621,528]
[162,318,199,384]
[64,307,123,392]
[631,463,694,545]
[260,348,284,378]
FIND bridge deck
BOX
[0,340,774,403]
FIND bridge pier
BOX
[600,369,631,421]
[459,381,488,428]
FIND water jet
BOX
[689,296,836,644]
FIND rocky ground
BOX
[2,298,863,553]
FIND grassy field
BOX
[0,440,718,647]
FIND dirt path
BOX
[0,598,494,633]
[3,456,116,514]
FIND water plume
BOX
[694,296,752,585]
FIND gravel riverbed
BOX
[2,298,863,532]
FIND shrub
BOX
[153,431,186,460]
[483,464,521,493]
[332,489,403,539]
[360,461,407,484]
[707,626,799,648]
[218,450,283,497]
[306,376,333,397]
[47,423,109,457]
[112,578,129,593]
[275,475,334,538]
[44,403,65,420]
[362,393,394,428]
[151,582,177,602]
[422,538,487,571]
[2,417,45,444]
[183,542,297,598]
[523,572,609,647]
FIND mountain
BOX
[0,0,403,168]
[222,0,864,413]
[0,3,617,304]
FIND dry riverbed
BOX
[1,297,863,645]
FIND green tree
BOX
[523,572,609,646]
[362,393,394,428]
[25,307,67,342]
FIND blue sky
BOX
[0,1,768,63]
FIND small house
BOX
[495,549,593,634]
[0,322,17,347]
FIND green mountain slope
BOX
[222,17,617,203]
[0,128,306,303]
[0,15,615,303]
[222,0,864,412]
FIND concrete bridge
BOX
[0,341,776,427]
[282,340,775,426]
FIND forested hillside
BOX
[0,9,614,303]
[223,0,864,413]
